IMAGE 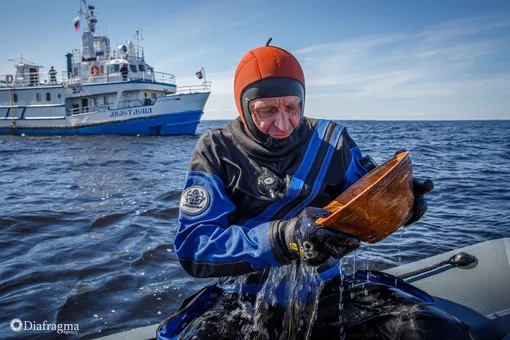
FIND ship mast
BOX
[78,0,99,61]
[134,30,144,60]
[81,0,98,34]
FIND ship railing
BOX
[1,70,177,88]
[152,72,175,84]
[63,72,122,85]
[61,71,176,85]
[0,72,63,88]
[68,104,111,115]
[175,81,211,94]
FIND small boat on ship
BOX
[0,1,210,136]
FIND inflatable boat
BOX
[95,238,510,340]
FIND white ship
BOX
[0,1,211,135]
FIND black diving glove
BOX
[393,149,434,226]
[404,177,434,226]
[269,207,360,266]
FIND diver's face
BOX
[249,96,301,139]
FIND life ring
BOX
[5,74,13,84]
[90,66,100,76]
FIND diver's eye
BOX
[286,106,300,114]
[257,107,277,116]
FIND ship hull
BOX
[0,92,209,136]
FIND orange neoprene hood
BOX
[234,45,305,130]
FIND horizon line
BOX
[202,118,510,122]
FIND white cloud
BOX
[419,15,510,43]
[296,14,510,104]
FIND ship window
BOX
[112,65,120,73]
[130,65,137,73]
[46,93,51,101]
[13,94,18,102]
[73,67,78,76]
[100,66,104,74]
[139,64,145,72]
[36,93,41,102]
[151,93,157,100]
[103,96,109,105]
[144,92,147,98]
[58,93,62,99]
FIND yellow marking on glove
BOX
[289,242,298,251]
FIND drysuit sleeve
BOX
[174,133,280,278]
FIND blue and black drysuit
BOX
[159,117,474,340]
[175,117,366,278]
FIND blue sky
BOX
[1,0,509,120]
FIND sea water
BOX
[1,120,509,338]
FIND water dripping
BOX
[365,242,370,273]
[338,260,345,340]
[250,266,287,337]
[236,275,249,298]
[303,265,324,340]
[287,261,324,340]
[397,244,401,267]
[397,225,406,267]
[353,249,357,275]
[246,261,325,340]
[400,225,406,238]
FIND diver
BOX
[158,41,475,339]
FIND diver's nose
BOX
[273,107,290,132]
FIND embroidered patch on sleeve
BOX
[180,186,210,215]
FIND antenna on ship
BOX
[80,0,97,34]
[77,0,99,61]
[9,55,37,66]
[134,30,144,60]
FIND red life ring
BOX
[90,66,100,76]
[5,74,13,84]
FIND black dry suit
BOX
[160,118,475,339]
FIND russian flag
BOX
[96,51,104,56]
[73,16,80,31]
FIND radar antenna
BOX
[8,55,38,66]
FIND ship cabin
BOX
[0,40,177,119]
